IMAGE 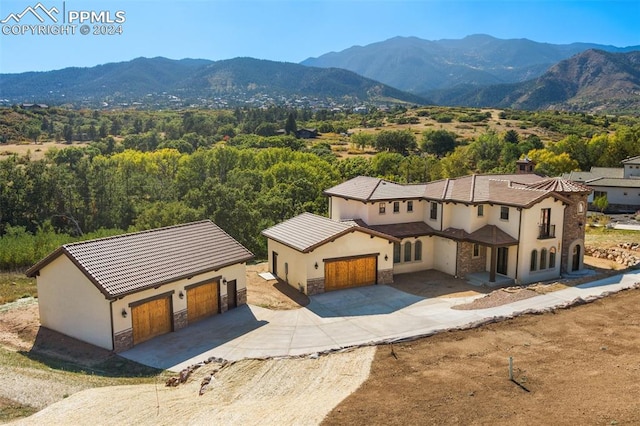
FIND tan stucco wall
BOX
[36,255,113,350]
[433,236,457,276]
[112,263,247,335]
[392,236,434,274]
[267,231,394,294]
[37,255,247,350]
[515,197,564,284]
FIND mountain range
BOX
[302,34,639,95]
[1,34,639,113]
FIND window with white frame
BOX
[393,201,400,213]
[407,200,413,212]
[379,202,386,214]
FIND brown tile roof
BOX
[467,225,519,246]
[261,212,399,252]
[524,177,592,193]
[26,221,254,299]
[327,174,569,207]
[324,176,426,201]
[354,220,436,238]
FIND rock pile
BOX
[586,244,640,267]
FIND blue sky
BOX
[1,0,639,74]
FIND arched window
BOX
[530,250,538,271]
[414,240,422,261]
[549,247,556,268]
[404,241,412,262]
[540,248,547,269]
[393,242,401,263]
[578,202,584,213]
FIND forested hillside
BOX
[1,105,639,269]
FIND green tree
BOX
[420,129,457,157]
[285,112,297,136]
[592,194,609,213]
[374,130,417,154]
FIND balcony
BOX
[538,224,555,239]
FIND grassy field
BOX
[0,273,37,305]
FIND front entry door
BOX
[497,247,508,275]
[572,245,581,271]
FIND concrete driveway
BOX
[121,270,640,372]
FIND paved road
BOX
[121,270,640,372]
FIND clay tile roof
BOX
[355,220,436,239]
[323,176,382,201]
[468,225,519,246]
[261,212,398,252]
[329,173,575,207]
[324,176,426,201]
[524,177,592,193]
[26,221,254,299]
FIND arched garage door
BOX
[131,293,173,345]
[324,255,377,292]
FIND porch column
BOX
[489,246,497,282]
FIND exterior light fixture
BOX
[222,278,227,284]
[121,308,127,318]
[384,254,388,261]
[314,262,318,269]
[178,291,184,299]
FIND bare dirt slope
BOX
[323,287,640,426]
[14,347,375,426]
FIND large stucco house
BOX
[263,171,591,295]
[26,221,253,352]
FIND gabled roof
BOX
[261,212,399,252]
[622,155,640,165]
[26,221,254,299]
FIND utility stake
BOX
[508,356,513,381]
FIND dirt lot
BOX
[323,286,640,425]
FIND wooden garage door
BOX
[325,256,377,291]
[131,295,172,345]
[187,280,219,324]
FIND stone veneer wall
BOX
[306,277,325,295]
[561,193,589,273]
[237,288,247,305]
[378,268,394,285]
[220,295,228,314]
[113,328,133,352]
[173,309,188,331]
[456,242,487,277]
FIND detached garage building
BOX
[26,221,253,352]
[261,213,398,295]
